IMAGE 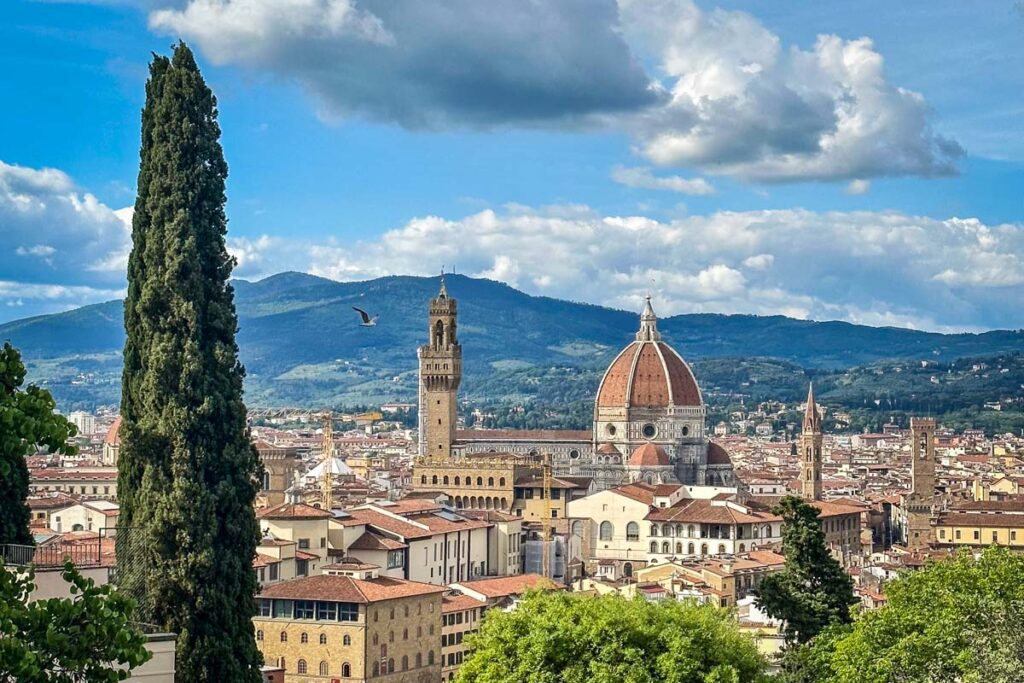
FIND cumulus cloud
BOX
[0,160,131,320]
[223,204,1024,332]
[845,179,871,195]
[148,0,962,182]
[619,0,964,181]
[150,0,659,128]
[611,165,715,195]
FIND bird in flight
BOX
[352,306,379,327]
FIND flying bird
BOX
[352,306,379,327]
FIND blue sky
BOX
[2,0,1023,331]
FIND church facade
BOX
[414,278,735,506]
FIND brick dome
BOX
[595,297,702,409]
[628,442,671,467]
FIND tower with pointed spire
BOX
[418,273,462,459]
[799,383,823,500]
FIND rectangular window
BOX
[551,510,559,518]
[320,537,327,548]
[955,530,961,540]
[939,529,946,539]
[1012,531,1017,541]
[551,489,561,500]
[298,538,310,549]
[272,599,292,618]
[317,601,337,621]
[257,599,272,617]
[387,550,404,569]
[974,530,980,540]
[338,603,359,622]
[269,563,279,581]
[294,600,315,619]
[297,559,308,577]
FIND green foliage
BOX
[0,342,76,546]
[116,42,263,681]
[799,547,1024,683]
[0,560,151,682]
[456,590,768,683]
[755,497,855,644]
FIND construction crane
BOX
[321,412,334,510]
[541,451,553,580]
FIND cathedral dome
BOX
[595,297,702,409]
[628,442,671,467]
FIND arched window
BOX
[454,476,460,485]
[688,525,695,537]
[499,477,506,486]
[701,543,708,555]
[571,520,583,537]
[623,562,633,577]
[626,522,639,541]
[388,658,395,674]
[443,476,449,485]
[319,661,329,676]
[297,660,307,674]
[428,651,435,665]
[372,662,379,677]
[402,655,409,670]
[476,476,483,486]
[280,632,287,642]
[718,544,726,555]
[488,477,494,486]
[434,320,444,347]
[416,653,423,667]
[676,542,682,554]
[343,635,351,646]
[256,630,263,641]
[650,541,658,553]
[662,541,670,554]
[432,475,438,485]
[420,475,426,485]
[739,543,746,553]
[650,523,659,537]
[599,521,614,541]
[688,542,695,554]
[319,633,327,645]
[342,662,351,677]
[300,633,308,644]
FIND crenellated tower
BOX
[418,275,462,459]
[799,383,823,500]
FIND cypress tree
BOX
[116,42,263,681]
[755,496,856,644]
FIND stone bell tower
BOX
[904,417,937,550]
[799,383,823,501]
[418,275,461,459]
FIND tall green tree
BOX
[117,42,263,681]
[0,560,151,682]
[755,496,855,643]
[797,547,1024,683]
[457,590,768,683]
[0,342,76,546]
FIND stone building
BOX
[256,439,303,508]
[903,417,937,550]
[799,383,823,500]
[255,564,445,683]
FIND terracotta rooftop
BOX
[104,416,121,446]
[707,441,733,466]
[936,512,1024,528]
[456,429,590,442]
[30,468,118,481]
[442,594,485,613]
[452,573,556,599]
[349,531,408,551]
[258,502,333,520]
[595,339,701,409]
[259,575,446,603]
[628,442,670,467]
[610,482,657,505]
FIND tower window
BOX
[642,424,656,438]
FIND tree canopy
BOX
[116,42,263,680]
[0,560,150,682]
[0,342,76,546]
[456,590,768,683]
[799,547,1024,683]
[755,496,855,643]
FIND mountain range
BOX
[2,272,1022,412]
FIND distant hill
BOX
[2,271,1022,411]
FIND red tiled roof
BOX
[258,502,333,520]
[628,442,670,467]
[453,573,556,599]
[707,441,733,466]
[610,482,657,505]
[30,469,118,481]
[456,429,590,442]
[104,417,121,446]
[349,532,408,551]
[936,512,1024,528]
[442,594,485,613]
[259,575,446,602]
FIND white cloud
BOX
[224,204,1024,332]
[147,0,960,182]
[0,160,131,320]
[845,179,871,195]
[619,0,963,181]
[611,165,715,195]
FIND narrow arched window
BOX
[599,521,614,541]
[297,659,307,674]
[319,633,327,645]
[319,661,329,675]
